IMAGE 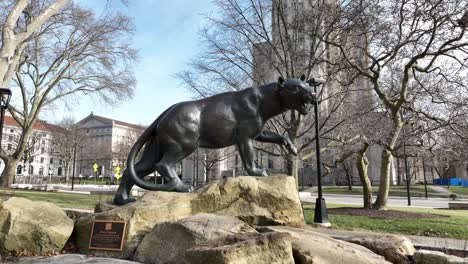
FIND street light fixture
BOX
[307,78,330,227]
[0,88,12,149]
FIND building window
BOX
[8,135,12,141]
[41,147,45,153]
[268,159,274,169]
[10,129,13,133]
[50,158,54,164]
[16,165,22,174]
[59,159,62,165]
[28,165,34,174]
[7,144,12,150]
[40,157,44,163]
[57,167,62,176]
[39,167,44,175]
[42,140,45,145]
[28,157,34,163]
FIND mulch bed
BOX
[328,207,448,219]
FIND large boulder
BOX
[134,213,258,264]
[192,175,304,227]
[15,254,141,264]
[185,232,295,264]
[258,226,391,264]
[0,197,74,255]
[413,250,468,264]
[342,233,415,264]
[75,191,196,259]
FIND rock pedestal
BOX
[75,192,196,259]
[192,175,305,228]
[0,197,74,255]
[74,175,304,259]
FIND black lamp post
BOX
[71,128,78,191]
[0,88,12,149]
[307,78,330,227]
[400,111,411,206]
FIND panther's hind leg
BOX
[113,138,159,205]
[155,144,194,193]
[113,160,157,205]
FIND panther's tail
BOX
[126,106,178,191]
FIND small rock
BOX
[414,249,468,264]
[342,233,415,264]
[0,197,74,255]
[258,226,391,264]
[185,232,295,264]
[134,213,258,264]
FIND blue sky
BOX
[45,0,213,126]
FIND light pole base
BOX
[313,197,330,226]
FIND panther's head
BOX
[278,75,316,115]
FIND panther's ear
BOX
[300,74,306,81]
[278,76,285,87]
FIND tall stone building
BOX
[0,115,66,179]
[74,113,145,178]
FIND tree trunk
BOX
[356,144,372,209]
[0,157,19,188]
[397,158,402,185]
[343,163,353,191]
[286,155,300,189]
[373,149,393,209]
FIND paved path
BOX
[431,185,456,194]
[308,227,468,252]
[299,192,462,208]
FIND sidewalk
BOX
[308,226,468,252]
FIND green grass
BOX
[304,203,468,240]
[323,185,448,198]
[0,189,114,209]
[448,186,468,196]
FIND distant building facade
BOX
[0,115,66,178]
[74,112,145,179]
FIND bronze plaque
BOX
[89,220,126,251]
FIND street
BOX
[299,192,462,209]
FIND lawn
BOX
[322,185,448,198]
[0,188,114,209]
[448,186,468,196]
[304,203,468,240]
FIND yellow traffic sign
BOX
[93,163,99,172]
[115,173,122,180]
[115,166,121,174]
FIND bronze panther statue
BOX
[113,75,316,205]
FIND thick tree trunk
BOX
[356,144,372,209]
[373,149,393,209]
[0,157,19,188]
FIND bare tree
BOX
[52,117,82,181]
[323,0,468,209]
[0,2,137,187]
[112,129,143,169]
[0,0,71,88]
[178,0,352,185]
